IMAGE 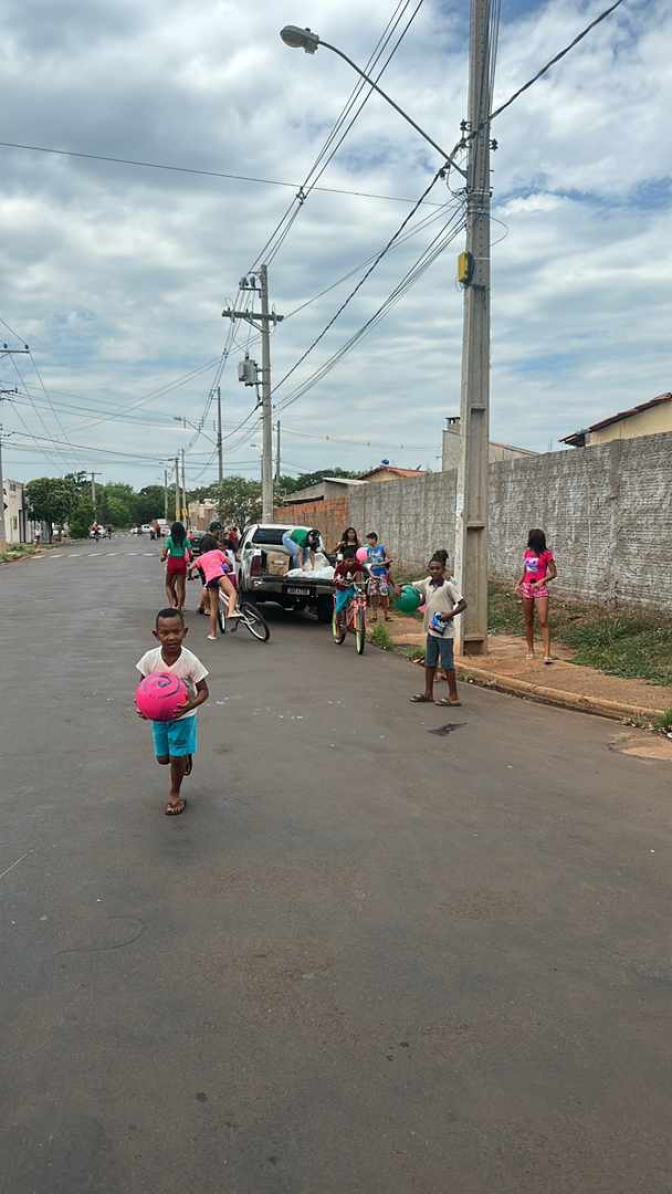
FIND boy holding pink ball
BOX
[136,608,209,816]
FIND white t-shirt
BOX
[135,647,209,719]
[412,577,463,639]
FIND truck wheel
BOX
[316,596,333,623]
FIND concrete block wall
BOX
[343,433,672,608]
[349,473,455,574]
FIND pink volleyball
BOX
[136,671,188,721]
[356,546,369,564]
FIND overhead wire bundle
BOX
[275,200,467,415]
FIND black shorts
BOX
[206,577,222,591]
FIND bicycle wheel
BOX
[332,609,346,645]
[217,595,228,634]
[355,605,367,655]
[241,602,270,642]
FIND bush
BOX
[370,622,394,651]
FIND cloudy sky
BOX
[0,0,669,488]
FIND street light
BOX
[279,25,466,176]
[280,25,319,52]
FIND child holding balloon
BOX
[136,608,209,815]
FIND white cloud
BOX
[0,0,670,486]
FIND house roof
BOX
[359,465,425,480]
[561,392,672,446]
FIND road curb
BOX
[454,663,662,723]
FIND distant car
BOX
[188,530,206,557]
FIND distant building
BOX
[561,392,672,448]
[188,499,219,530]
[280,477,366,505]
[359,465,425,483]
[1,479,31,544]
[442,416,538,471]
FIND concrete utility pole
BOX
[0,426,9,545]
[258,265,274,522]
[216,386,224,485]
[0,389,16,545]
[275,419,281,482]
[163,467,169,521]
[180,448,188,528]
[174,455,180,523]
[90,471,101,521]
[222,266,284,522]
[454,0,493,657]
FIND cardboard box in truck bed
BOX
[266,551,289,577]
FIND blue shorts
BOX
[426,634,455,670]
[151,715,198,759]
[335,586,356,615]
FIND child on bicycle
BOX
[333,554,368,631]
[189,533,239,641]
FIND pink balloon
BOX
[356,546,369,564]
[136,671,188,721]
[418,604,427,614]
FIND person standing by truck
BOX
[281,527,321,571]
[365,531,392,623]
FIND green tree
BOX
[100,483,135,527]
[25,477,77,542]
[105,495,133,528]
[278,467,360,496]
[215,477,262,527]
[69,496,95,540]
[132,485,167,526]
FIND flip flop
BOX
[165,797,187,816]
[184,755,193,776]
[410,694,433,703]
[435,697,462,707]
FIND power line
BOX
[281,425,436,451]
[271,164,450,397]
[489,0,626,126]
[272,0,626,414]
[275,206,466,413]
[10,429,173,463]
[0,138,444,208]
[283,199,462,321]
[73,358,222,432]
[256,0,426,271]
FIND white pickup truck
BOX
[237,522,335,623]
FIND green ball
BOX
[395,585,422,614]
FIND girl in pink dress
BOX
[515,528,558,664]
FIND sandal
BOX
[436,697,462,708]
[410,694,433,703]
[184,755,193,777]
[165,798,187,816]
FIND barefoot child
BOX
[514,528,557,664]
[408,554,467,708]
[136,608,209,815]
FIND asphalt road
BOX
[2,539,672,1194]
